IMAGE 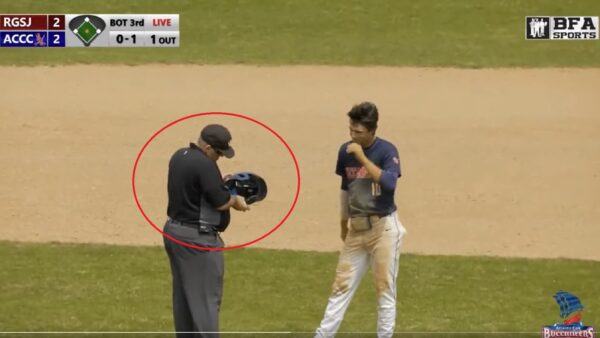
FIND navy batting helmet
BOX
[224,172,267,205]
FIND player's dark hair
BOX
[347,102,378,132]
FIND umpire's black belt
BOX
[168,219,218,234]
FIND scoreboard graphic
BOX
[0,14,179,47]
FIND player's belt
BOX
[355,213,390,221]
[368,213,391,223]
[168,218,218,234]
[349,213,391,232]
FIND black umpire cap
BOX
[201,124,235,158]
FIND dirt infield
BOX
[1,65,598,260]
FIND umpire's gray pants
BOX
[163,220,224,338]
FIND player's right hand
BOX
[341,227,348,241]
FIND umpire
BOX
[163,124,249,338]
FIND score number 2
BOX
[48,15,65,30]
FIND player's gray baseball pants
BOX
[315,212,407,338]
[164,219,224,338]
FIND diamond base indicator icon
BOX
[68,15,105,46]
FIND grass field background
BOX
[1,0,599,335]
[0,0,599,67]
[1,241,599,335]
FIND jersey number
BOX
[371,183,381,196]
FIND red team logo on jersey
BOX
[345,166,371,179]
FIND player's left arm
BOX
[348,143,400,191]
[357,155,383,183]
[346,142,382,183]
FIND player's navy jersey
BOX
[336,138,401,217]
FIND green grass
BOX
[1,241,599,337]
[0,0,599,67]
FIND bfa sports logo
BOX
[542,291,595,338]
[526,16,599,40]
[527,17,550,39]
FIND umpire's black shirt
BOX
[167,143,231,231]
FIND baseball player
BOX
[315,102,407,338]
[163,124,249,338]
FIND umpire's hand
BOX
[232,195,250,212]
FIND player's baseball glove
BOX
[224,172,267,205]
